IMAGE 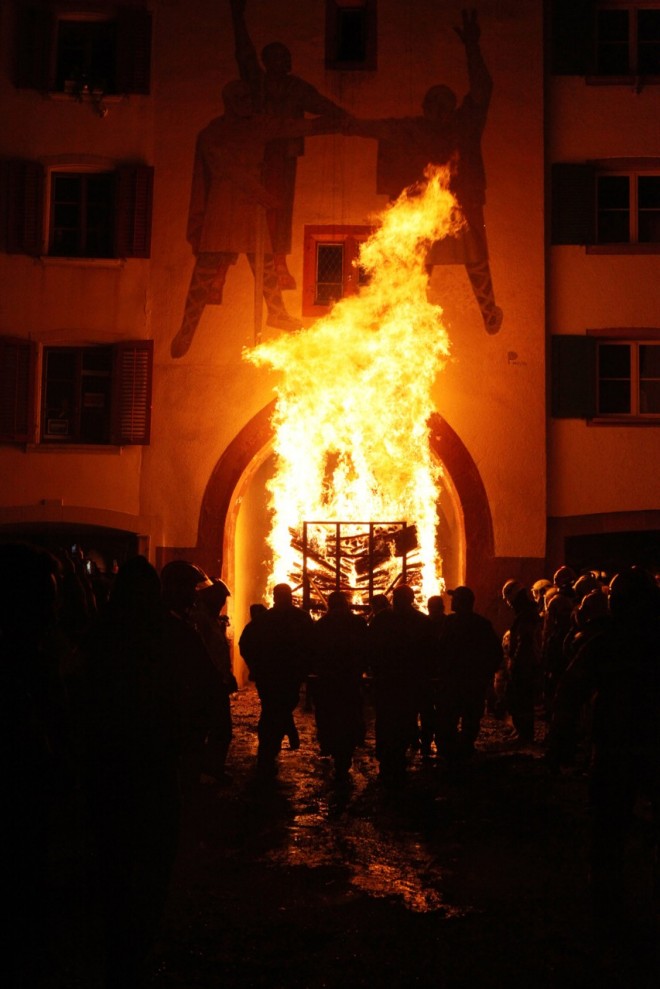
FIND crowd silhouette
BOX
[2,539,659,986]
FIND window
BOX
[598,341,660,415]
[0,338,152,446]
[597,172,660,243]
[15,3,151,95]
[551,0,660,80]
[325,0,377,70]
[551,160,660,250]
[302,225,372,317]
[50,171,115,258]
[1,159,154,259]
[595,3,660,75]
[552,333,660,420]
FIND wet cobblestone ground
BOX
[49,686,659,988]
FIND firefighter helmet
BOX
[553,565,576,589]
[160,560,213,612]
[531,578,552,603]
[502,579,524,605]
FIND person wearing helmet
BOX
[531,578,553,616]
[238,583,315,778]
[435,586,503,762]
[546,566,660,944]
[160,560,213,618]
[190,577,237,786]
[367,582,436,787]
[501,579,542,744]
[541,565,577,718]
[160,560,230,795]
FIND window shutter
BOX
[15,3,55,91]
[111,341,153,445]
[0,337,36,443]
[551,163,595,245]
[115,164,153,258]
[2,159,45,256]
[551,335,597,418]
[115,6,152,95]
[550,0,593,75]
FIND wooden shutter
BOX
[550,0,594,75]
[2,159,45,256]
[115,6,152,95]
[115,164,153,258]
[551,335,597,418]
[0,337,37,443]
[14,2,55,91]
[111,341,153,445]
[551,163,596,246]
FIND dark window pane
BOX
[638,177,660,239]
[82,347,113,374]
[640,344,660,377]
[598,175,630,208]
[316,243,344,304]
[597,175,630,242]
[638,211,660,241]
[336,10,367,63]
[639,380,660,413]
[598,343,630,378]
[599,343,631,378]
[639,11,660,75]
[46,350,76,380]
[639,176,660,208]
[598,379,631,414]
[596,10,630,74]
[597,211,630,242]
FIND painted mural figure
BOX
[171,79,342,359]
[229,0,350,291]
[347,9,503,335]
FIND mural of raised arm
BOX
[347,8,502,336]
[229,0,350,291]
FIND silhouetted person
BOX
[501,579,542,744]
[346,9,502,334]
[419,594,448,755]
[239,583,314,778]
[368,583,435,787]
[190,577,237,786]
[159,561,231,797]
[435,585,502,761]
[0,542,66,988]
[80,556,185,987]
[542,565,577,717]
[546,567,660,946]
[82,557,226,985]
[311,591,368,782]
[229,0,350,290]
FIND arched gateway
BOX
[195,402,496,629]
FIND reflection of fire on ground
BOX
[246,166,464,606]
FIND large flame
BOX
[246,165,463,606]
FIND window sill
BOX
[26,443,123,453]
[585,75,660,89]
[47,91,126,105]
[585,243,660,255]
[587,417,660,426]
[38,256,125,268]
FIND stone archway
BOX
[196,402,495,611]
